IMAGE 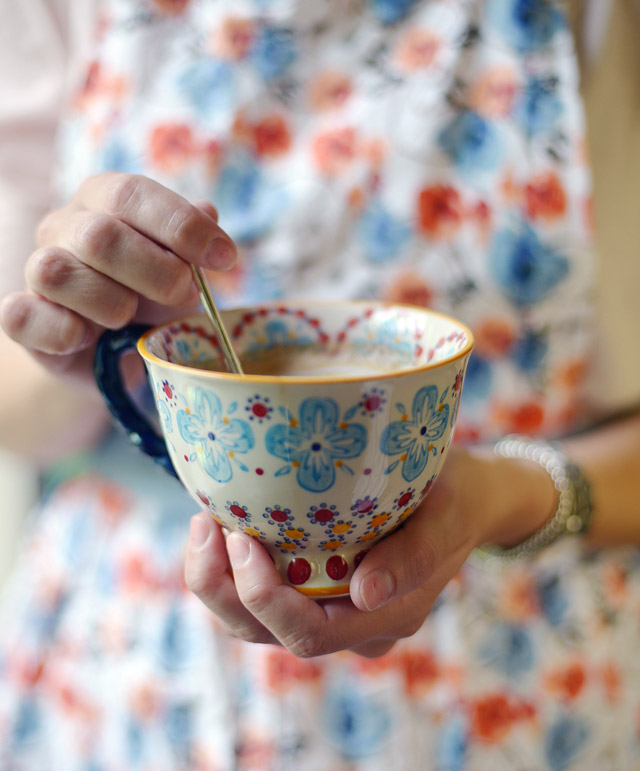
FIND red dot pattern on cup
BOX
[287,558,312,585]
[314,508,334,523]
[326,555,348,581]
[229,505,247,519]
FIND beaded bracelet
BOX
[479,435,594,560]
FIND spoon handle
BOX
[191,264,244,375]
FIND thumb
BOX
[350,475,469,611]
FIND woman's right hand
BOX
[0,173,236,386]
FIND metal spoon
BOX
[190,264,244,375]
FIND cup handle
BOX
[94,325,178,478]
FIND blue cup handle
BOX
[94,325,178,478]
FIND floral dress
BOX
[1,1,640,769]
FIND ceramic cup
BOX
[94,301,474,597]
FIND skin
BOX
[2,172,639,660]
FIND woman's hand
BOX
[184,446,556,658]
[0,173,236,386]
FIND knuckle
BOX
[164,207,203,251]
[405,536,438,588]
[283,631,325,659]
[183,564,209,597]
[28,248,73,292]
[35,210,61,247]
[103,173,144,218]
[0,294,30,339]
[77,214,123,261]
[228,624,271,645]
[155,262,192,305]
[109,289,138,328]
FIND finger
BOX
[226,531,340,656]
[350,474,473,612]
[75,174,236,270]
[0,291,95,355]
[184,514,278,645]
[192,200,219,222]
[47,209,195,306]
[25,246,138,329]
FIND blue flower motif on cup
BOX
[157,399,173,435]
[262,506,293,528]
[245,394,273,423]
[225,501,252,524]
[177,389,254,483]
[350,496,379,519]
[265,398,368,493]
[306,503,340,527]
[381,386,450,482]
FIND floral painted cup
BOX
[94,301,474,597]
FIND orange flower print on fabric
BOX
[470,693,516,744]
[469,67,519,118]
[312,127,357,175]
[497,572,540,622]
[417,185,463,240]
[525,171,567,221]
[393,28,441,71]
[152,0,190,13]
[399,650,439,697]
[473,317,516,358]
[544,661,587,702]
[149,124,194,172]
[495,401,545,435]
[264,648,323,693]
[214,17,255,60]
[309,71,353,111]
[384,271,434,308]
[253,114,292,158]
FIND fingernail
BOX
[205,238,236,269]
[360,569,395,611]
[189,513,212,550]
[227,532,250,567]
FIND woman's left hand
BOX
[184,446,555,658]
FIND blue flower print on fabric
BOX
[381,385,449,482]
[537,573,568,626]
[99,137,139,174]
[178,60,234,119]
[177,388,254,483]
[265,399,367,493]
[459,354,493,403]
[477,623,535,679]
[436,714,468,771]
[513,329,548,372]
[544,714,589,771]
[324,682,392,760]
[250,26,296,81]
[215,151,284,243]
[513,76,563,137]
[485,0,566,53]
[370,0,418,25]
[358,199,410,263]
[438,111,502,177]
[489,222,569,307]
